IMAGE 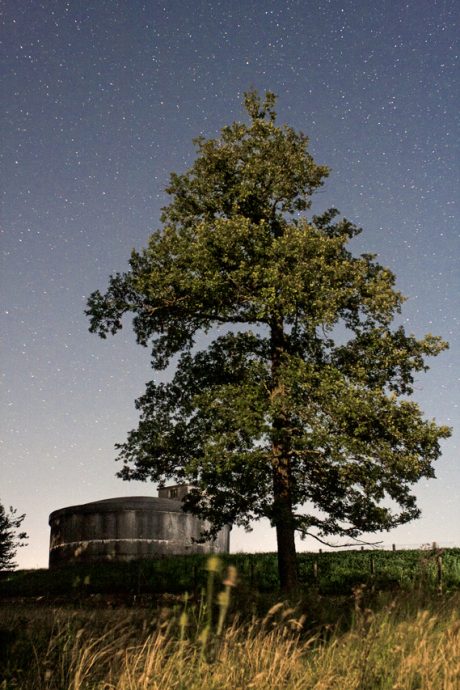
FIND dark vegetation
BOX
[1,550,459,689]
[0,501,27,571]
[2,548,459,601]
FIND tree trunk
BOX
[273,462,299,593]
[270,316,299,594]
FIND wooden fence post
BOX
[437,555,443,593]
[370,555,375,576]
[313,559,318,581]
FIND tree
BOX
[0,501,27,571]
[86,91,450,592]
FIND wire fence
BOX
[312,541,458,553]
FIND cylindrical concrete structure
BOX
[48,496,230,568]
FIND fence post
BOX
[313,559,318,581]
[370,555,375,576]
[392,544,396,552]
[437,555,443,593]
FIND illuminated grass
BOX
[1,585,459,689]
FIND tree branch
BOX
[302,530,384,549]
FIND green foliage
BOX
[86,91,450,588]
[0,500,27,571]
[2,549,460,598]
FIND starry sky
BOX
[1,0,459,569]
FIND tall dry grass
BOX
[1,557,459,689]
[1,594,459,689]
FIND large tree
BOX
[0,501,27,571]
[87,91,450,592]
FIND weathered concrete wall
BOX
[48,496,230,568]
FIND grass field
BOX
[1,551,459,689]
[3,548,460,598]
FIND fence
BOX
[309,551,446,592]
[235,547,460,594]
[314,541,457,553]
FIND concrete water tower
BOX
[48,485,230,568]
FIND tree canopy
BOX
[0,501,27,571]
[86,91,450,591]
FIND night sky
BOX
[2,0,459,569]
